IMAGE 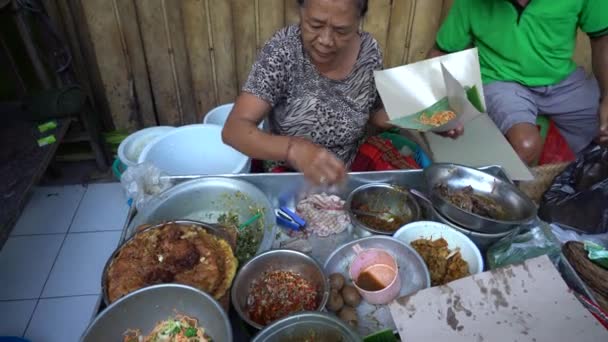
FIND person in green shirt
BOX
[428,0,608,165]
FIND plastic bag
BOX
[487,222,562,269]
[120,162,173,210]
[539,146,608,234]
[550,223,608,247]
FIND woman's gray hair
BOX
[296,0,368,17]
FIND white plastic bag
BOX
[120,162,173,210]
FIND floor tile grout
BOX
[20,298,39,338]
[21,186,88,336]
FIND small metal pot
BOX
[231,249,330,330]
[422,163,537,234]
[252,312,362,342]
[346,183,421,236]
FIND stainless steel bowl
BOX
[101,220,229,305]
[346,183,421,235]
[81,284,232,342]
[231,249,330,330]
[127,177,277,259]
[434,208,517,252]
[424,163,537,234]
[252,312,362,342]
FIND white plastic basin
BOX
[203,103,265,130]
[117,126,175,167]
[138,124,250,176]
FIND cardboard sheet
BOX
[389,256,608,342]
[425,114,534,181]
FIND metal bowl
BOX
[231,249,330,330]
[252,312,362,342]
[433,209,517,252]
[424,163,537,234]
[346,183,421,235]
[127,177,277,260]
[324,236,430,336]
[102,220,232,305]
[81,284,232,342]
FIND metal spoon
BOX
[351,209,396,222]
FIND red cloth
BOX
[261,136,420,174]
[351,136,420,171]
[538,120,576,165]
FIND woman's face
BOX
[299,0,361,65]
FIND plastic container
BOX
[349,245,401,305]
[393,221,484,275]
[203,103,265,129]
[138,124,250,176]
[117,126,175,167]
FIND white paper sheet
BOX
[374,48,485,132]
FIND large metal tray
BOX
[324,236,431,336]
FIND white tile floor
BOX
[0,182,129,341]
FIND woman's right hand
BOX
[286,137,347,186]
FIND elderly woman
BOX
[222,0,458,185]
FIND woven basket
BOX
[563,241,608,312]
[518,162,571,203]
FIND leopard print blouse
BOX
[243,25,383,169]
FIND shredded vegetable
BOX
[123,315,211,342]
[418,110,456,127]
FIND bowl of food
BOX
[103,221,238,305]
[81,284,232,342]
[393,221,483,287]
[127,177,276,265]
[346,183,421,236]
[423,163,537,234]
[252,312,362,342]
[231,249,330,330]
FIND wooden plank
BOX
[573,29,592,74]
[80,0,136,130]
[284,0,300,26]
[406,0,444,63]
[162,0,197,124]
[135,0,197,125]
[232,0,257,89]
[208,0,238,104]
[257,0,284,48]
[109,0,157,128]
[385,0,414,68]
[64,0,115,131]
[182,0,217,120]
[363,0,391,61]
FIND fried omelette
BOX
[105,223,237,303]
[410,238,470,286]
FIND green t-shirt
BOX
[436,0,608,86]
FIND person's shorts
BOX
[484,68,600,154]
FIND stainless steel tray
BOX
[323,236,430,336]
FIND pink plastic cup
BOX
[349,244,401,305]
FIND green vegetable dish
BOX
[123,315,211,342]
[218,209,264,265]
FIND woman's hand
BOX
[436,121,465,139]
[286,137,347,186]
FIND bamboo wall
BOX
[46,0,593,131]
